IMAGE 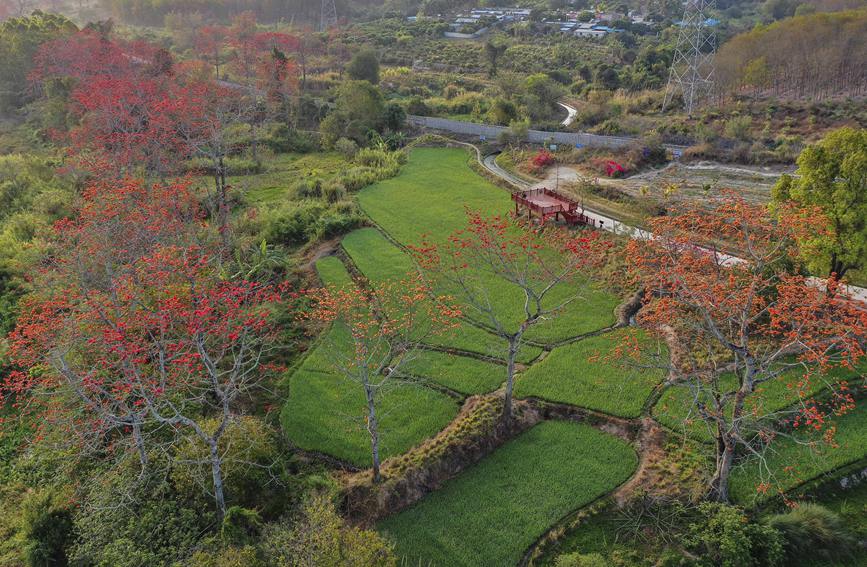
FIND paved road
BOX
[480,153,867,303]
[558,102,578,127]
[408,115,689,152]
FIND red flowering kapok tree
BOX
[625,193,867,502]
[301,275,459,482]
[412,210,611,421]
[8,245,285,518]
[4,176,283,518]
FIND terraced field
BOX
[280,257,459,466]
[279,147,867,565]
[653,363,867,442]
[515,328,666,418]
[377,421,638,567]
[731,402,867,504]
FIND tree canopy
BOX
[773,127,867,278]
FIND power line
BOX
[663,0,717,116]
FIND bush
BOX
[188,545,263,567]
[318,209,364,239]
[334,137,359,160]
[220,507,262,547]
[261,493,396,566]
[261,123,316,153]
[724,115,752,141]
[21,489,74,567]
[290,179,322,200]
[685,503,784,567]
[171,416,286,514]
[322,181,347,204]
[766,503,856,566]
[69,472,212,567]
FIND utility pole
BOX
[320,0,338,32]
[663,0,717,116]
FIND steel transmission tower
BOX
[663,0,717,116]
[320,0,337,32]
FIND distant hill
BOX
[715,8,867,100]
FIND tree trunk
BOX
[132,420,148,471]
[365,383,381,483]
[503,337,519,421]
[709,434,735,502]
[210,441,227,520]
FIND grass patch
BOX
[314,255,354,288]
[281,257,459,466]
[730,401,867,504]
[653,364,865,443]
[515,329,666,418]
[377,420,637,567]
[225,152,348,204]
[355,150,621,343]
[399,351,506,395]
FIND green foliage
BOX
[377,421,638,567]
[765,503,857,565]
[772,127,867,278]
[346,47,380,84]
[221,507,263,547]
[260,123,316,154]
[685,503,783,567]
[0,155,72,335]
[554,552,610,567]
[171,416,288,514]
[321,81,386,147]
[0,11,77,112]
[261,493,396,566]
[69,471,213,567]
[188,545,263,567]
[21,488,73,567]
[334,137,359,160]
[261,200,363,248]
[516,329,666,418]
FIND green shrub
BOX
[171,416,287,514]
[290,179,322,200]
[684,503,784,567]
[69,473,211,567]
[766,503,856,565]
[322,181,347,204]
[318,209,364,239]
[261,494,396,567]
[21,489,73,567]
[334,137,359,159]
[220,507,262,547]
[264,203,322,245]
[261,123,316,153]
[724,115,752,141]
[188,545,264,567]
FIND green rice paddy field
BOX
[378,421,638,567]
[279,148,867,565]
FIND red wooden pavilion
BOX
[511,188,592,226]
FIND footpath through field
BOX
[478,152,867,304]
